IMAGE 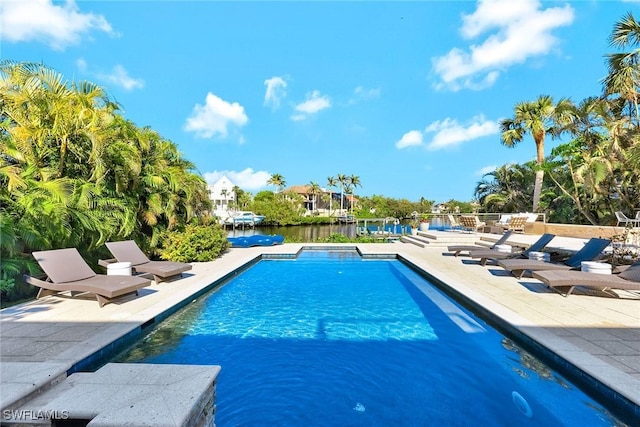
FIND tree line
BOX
[0,60,215,300]
[476,13,640,225]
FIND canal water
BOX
[226,224,359,241]
[225,218,449,241]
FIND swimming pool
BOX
[114,249,625,426]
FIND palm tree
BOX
[499,95,574,213]
[326,176,337,219]
[267,173,286,193]
[603,12,640,125]
[308,181,321,213]
[474,163,534,213]
[348,175,361,215]
[337,173,348,213]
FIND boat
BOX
[227,234,284,248]
[337,214,356,224]
[224,211,266,226]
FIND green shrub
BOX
[159,224,229,262]
[323,233,352,243]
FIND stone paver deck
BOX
[1,234,639,424]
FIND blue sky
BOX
[1,0,637,203]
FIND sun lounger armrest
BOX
[612,264,632,274]
[23,273,51,286]
[98,258,118,268]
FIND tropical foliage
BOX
[159,224,229,263]
[477,14,640,225]
[0,61,214,300]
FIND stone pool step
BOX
[401,231,495,247]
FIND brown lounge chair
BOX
[447,230,514,257]
[497,237,611,278]
[25,248,151,307]
[104,240,192,282]
[469,233,556,266]
[532,261,640,297]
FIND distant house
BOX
[284,185,353,216]
[207,176,236,219]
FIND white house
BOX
[208,176,236,220]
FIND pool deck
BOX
[1,232,639,424]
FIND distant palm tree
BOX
[500,95,573,213]
[232,185,241,209]
[268,173,286,193]
[349,175,362,214]
[308,181,321,213]
[326,176,337,219]
[337,173,348,213]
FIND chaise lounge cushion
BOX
[105,240,192,281]
[532,262,640,296]
[469,233,555,266]
[497,237,611,278]
[28,248,151,307]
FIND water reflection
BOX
[226,217,450,242]
[226,224,358,241]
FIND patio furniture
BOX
[532,261,640,297]
[469,233,556,266]
[459,215,485,232]
[497,237,611,279]
[501,215,528,233]
[447,214,463,231]
[25,248,151,307]
[103,240,192,282]
[446,230,514,257]
[615,211,639,227]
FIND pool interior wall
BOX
[397,255,639,424]
[83,247,637,425]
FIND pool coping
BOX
[1,242,639,424]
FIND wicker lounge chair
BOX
[501,215,528,233]
[532,261,640,297]
[497,237,611,278]
[459,215,486,232]
[104,240,192,282]
[25,248,151,307]
[469,233,556,266]
[447,230,514,257]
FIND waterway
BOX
[226,224,359,241]
[225,217,449,241]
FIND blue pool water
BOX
[114,250,625,426]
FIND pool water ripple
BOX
[114,251,626,426]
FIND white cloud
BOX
[0,0,114,50]
[98,65,144,91]
[396,116,499,151]
[264,76,287,109]
[291,90,331,120]
[76,59,144,91]
[425,116,499,150]
[432,0,574,91]
[184,92,248,139]
[203,168,272,190]
[354,86,381,100]
[395,130,423,149]
[476,165,497,176]
[76,58,88,72]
